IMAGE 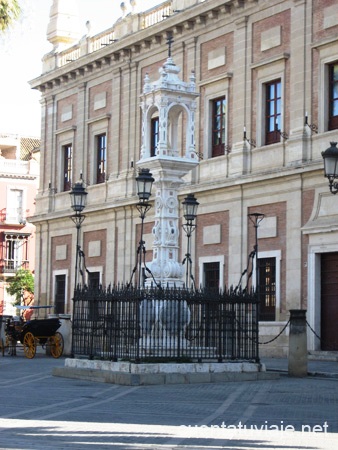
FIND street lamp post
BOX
[248,212,264,361]
[69,174,88,289]
[322,142,338,194]
[182,193,199,288]
[248,213,265,293]
[134,168,154,288]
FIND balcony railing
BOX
[1,260,29,274]
[142,3,171,28]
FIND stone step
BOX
[308,351,338,362]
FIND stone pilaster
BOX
[76,83,87,179]
[229,16,249,176]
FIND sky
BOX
[0,0,162,137]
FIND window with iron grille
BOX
[265,79,281,145]
[328,62,338,131]
[211,97,226,157]
[63,144,72,192]
[96,133,106,184]
[258,257,276,321]
[150,117,159,157]
[3,233,29,273]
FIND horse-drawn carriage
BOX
[0,309,64,359]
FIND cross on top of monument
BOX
[166,31,174,58]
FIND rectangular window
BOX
[4,233,29,273]
[6,189,23,223]
[55,274,66,315]
[329,62,338,131]
[96,134,107,184]
[204,262,220,289]
[63,144,72,192]
[212,97,226,157]
[88,271,100,289]
[258,257,276,321]
[265,79,281,145]
[150,117,159,157]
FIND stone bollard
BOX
[288,309,307,377]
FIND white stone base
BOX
[53,358,277,385]
[65,358,266,374]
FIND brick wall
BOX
[83,229,107,284]
[88,80,112,121]
[56,94,78,129]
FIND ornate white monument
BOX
[137,40,199,351]
[138,42,199,289]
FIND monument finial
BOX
[166,31,174,58]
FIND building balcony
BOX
[0,209,27,227]
[0,158,35,177]
[0,259,29,275]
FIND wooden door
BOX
[321,253,338,350]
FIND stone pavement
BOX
[0,350,337,450]
[261,356,338,378]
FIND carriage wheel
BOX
[23,332,36,359]
[50,332,64,358]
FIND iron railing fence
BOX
[72,285,259,363]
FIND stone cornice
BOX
[29,0,261,94]
[250,52,290,69]
[55,125,77,135]
[86,113,111,125]
[311,36,338,50]
[198,72,233,87]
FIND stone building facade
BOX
[30,0,338,356]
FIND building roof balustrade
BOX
[43,1,172,72]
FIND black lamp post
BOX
[70,174,88,289]
[135,168,154,288]
[322,142,338,194]
[182,193,199,288]
[248,213,264,293]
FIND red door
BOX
[321,253,338,350]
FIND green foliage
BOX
[6,269,34,305]
[0,0,21,32]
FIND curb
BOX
[266,368,338,379]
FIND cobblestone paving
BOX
[0,353,337,449]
